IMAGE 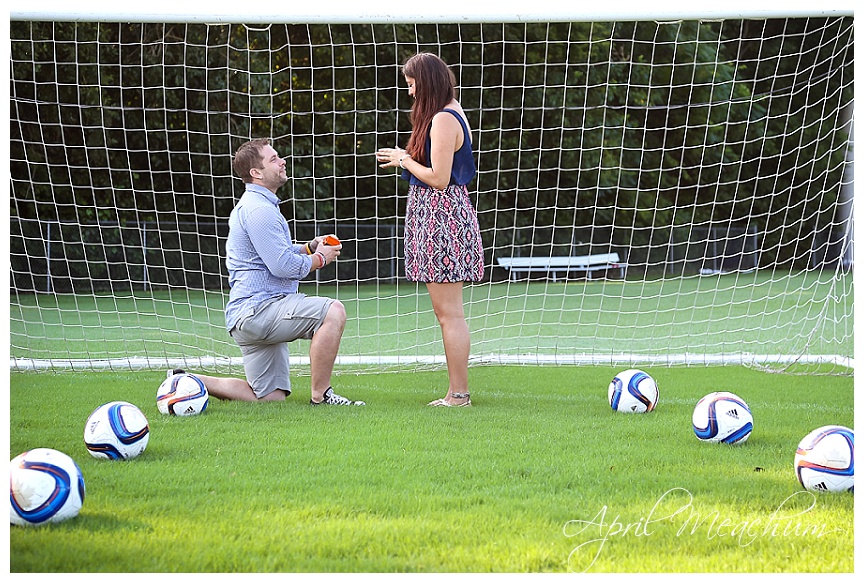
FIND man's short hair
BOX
[232,138,271,183]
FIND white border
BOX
[9,0,856,23]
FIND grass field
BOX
[7,364,854,573]
[10,273,853,373]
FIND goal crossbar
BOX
[9,1,855,24]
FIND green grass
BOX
[8,365,854,572]
[10,272,854,369]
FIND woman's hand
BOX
[376,147,409,169]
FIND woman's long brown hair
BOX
[403,53,456,165]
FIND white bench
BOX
[497,252,627,282]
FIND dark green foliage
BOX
[9,18,854,291]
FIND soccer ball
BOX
[692,391,753,444]
[608,369,659,413]
[157,373,209,416]
[83,401,150,460]
[794,425,854,493]
[10,448,86,526]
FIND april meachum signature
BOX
[562,487,844,572]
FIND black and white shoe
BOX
[167,368,186,378]
[311,387,365,406]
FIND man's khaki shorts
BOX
[230,294,334,398]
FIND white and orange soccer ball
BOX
[157,373,209,416]
[84,401,150,460]
[794,425,854,493]
[10,448,86,526]
[608,369,659,413]
[692,391,753,444]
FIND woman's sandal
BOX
[428,392,472,407]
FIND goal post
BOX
[8,3,854,376]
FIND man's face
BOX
[253,144,288,192]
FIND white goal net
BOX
[8,6,854,375]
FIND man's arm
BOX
[245,205,314,280]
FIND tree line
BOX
[9,17,853,288]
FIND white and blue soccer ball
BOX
[608,369,659,413]
[692,391,753,444]
[794,425,854,493]
[83,401,150,460]
[157,373,209,416]
[10,448,86,526]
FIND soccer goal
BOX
[8,3,854,376]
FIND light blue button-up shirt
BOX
[224,184,314,330]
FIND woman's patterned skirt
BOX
[404,183,484,283]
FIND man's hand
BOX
[316,235,341,266]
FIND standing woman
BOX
[377,53,485,407]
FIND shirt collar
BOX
[245,183,280,206]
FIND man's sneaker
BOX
[167,368,186,378]
[311,387,365,406]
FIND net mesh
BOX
[9,17,854,375]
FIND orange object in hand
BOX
[322,235,341,246]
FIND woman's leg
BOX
[425,281,471,405]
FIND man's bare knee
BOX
[258,389,289,402]
[325,300,347,328]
